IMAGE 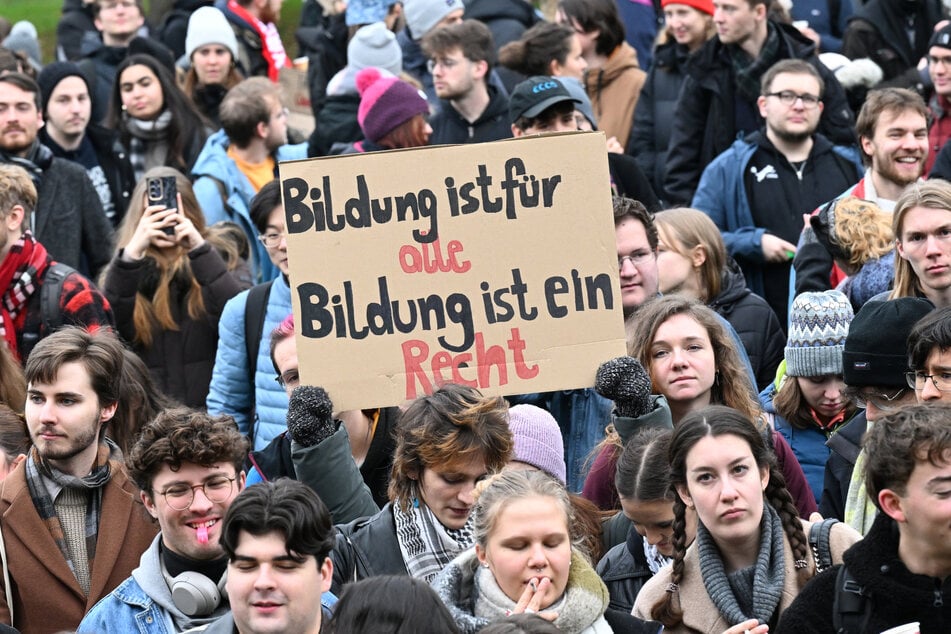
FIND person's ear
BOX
[237,470,247,491]
[511,124,523,137]
[475,543,487,566]
[140,490,159,519]
[879,488,907,523]
[3,204,25,234]
[99,400,118,424]
[255,120,269,140]
[676,483,692,508]
[319,556,333,593]
[691,245,707,268]
[473,59,488,79]
[860,135,875,161]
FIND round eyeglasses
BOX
[157,475,236,511]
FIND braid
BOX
[651,497,687,627]
[765,465,810,589]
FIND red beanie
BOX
[660,0,715,16]
[356,68,430,144]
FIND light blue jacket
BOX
[191,129,307,283]
[79,535,227,634]
[207,277,292,449]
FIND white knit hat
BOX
[348,22,403,77]
[403,0,464,40]
[185,6,239,61]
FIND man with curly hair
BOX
[79,408,252,632]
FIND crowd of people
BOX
[0,0,949,632]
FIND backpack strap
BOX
[808,517,838,573]
[832,564,871,634]
[41,262,76,332]
[243,280,275,447]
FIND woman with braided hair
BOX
[633,406,860,633]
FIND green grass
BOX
[0,0,302,64]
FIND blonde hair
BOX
[654,208,726,302]
[831,197,894,269]
[890,181,951,300]
[0,164,36,222]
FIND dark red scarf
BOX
[0,231,51,360]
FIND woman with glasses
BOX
[102,167,251,407]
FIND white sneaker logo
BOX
[750,165,778,182]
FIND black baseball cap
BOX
[509,76,580,123]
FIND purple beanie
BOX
[508,405,566,485]
[356,67,429,144]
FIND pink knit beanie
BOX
[356,68,429,144]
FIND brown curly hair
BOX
[126,407,248,497]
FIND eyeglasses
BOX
[275,368,300,389]
[905,371,951,392]
[847,387,907,411]
[426,57,464,73]
[157,475,236,511]
[930,54,951,68]
[764,90,821,108]
[258,231,285,248]
[618,251,654,270]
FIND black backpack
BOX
[242,279,274,448]
[809,517,872,634]
[19,262,77,360]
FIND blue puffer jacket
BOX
[691,135,862,297]
[191,129,307,283]
[760,379,854,505]
[207,276,292,450]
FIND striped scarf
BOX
[0,231,50,360]
[24,440,117,590]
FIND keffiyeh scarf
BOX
[393,497,474,583]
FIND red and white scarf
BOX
[226,0,290,81]
[0,231,51,360]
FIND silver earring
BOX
[480,562,489,568]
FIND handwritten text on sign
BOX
[280,132,627,411]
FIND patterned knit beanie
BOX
[508,405,566,485]
[356,67,429,143]
[785,290,853,377]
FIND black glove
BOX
[286,385,338,448]
[594,356,652,419]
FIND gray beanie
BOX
[348,22,403,77]
[3,21,40,67]
[403,0,464,40]
[185,6,239,61]
[785,290,853,377]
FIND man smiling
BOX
[80,408,249,632]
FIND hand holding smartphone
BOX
[146,176,178,236]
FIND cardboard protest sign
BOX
[280,132,627,411]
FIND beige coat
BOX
[633,519,861,633]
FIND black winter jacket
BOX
[709,258,785,390]
[428,85,513,145]
[596,525,654,614]
[629,40,689,203]
[40,124,135,228]
[330,504,407,595]
[309,92,361,157]
[29,155,114,279]
[55,0,98,62]
[102,242,250,407]
[776,512,951,634]
[818,409,867,521]
[664,21,856,205]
